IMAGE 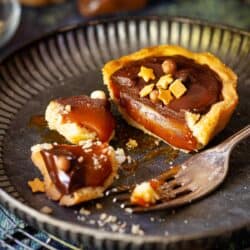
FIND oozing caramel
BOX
[40,143,112,194]
[110,56,222,151]
[57,95,115,142]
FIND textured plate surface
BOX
[0,17,250,250]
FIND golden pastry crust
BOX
[103,45,238,149]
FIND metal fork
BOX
[108,125,250,213]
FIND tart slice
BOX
[45,93,115,144]
[31,141,118,206]
[103,45,238,151]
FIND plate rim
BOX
[0,16,249,246]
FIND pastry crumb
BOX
[131,182,159,206]
[65,104,71,112]
[115,148,127,165]
[40,206,53,214]
[79,207,91,216]
[28,178,45,193]
[126,138,138,149]
[96,203,103,209]
[131,224,144,235]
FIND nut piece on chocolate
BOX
[45,95,115,144]
[103,45,238,151]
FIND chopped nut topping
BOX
[90,90,106,100]
[162,59,176,74]
[158,88,173,105]
[138,66,155,82]
[139,83,155,98]
[169,79,187,98]
[126,138,138,149]
[28,178,45,193]
[156,74,173,89]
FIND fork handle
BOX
[218,125,250,152]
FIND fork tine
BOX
[172,185,192,196]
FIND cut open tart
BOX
[31,141,118,206]
[103,45,238,151]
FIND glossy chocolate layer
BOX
[57,95,115,142]
[111,55,222,116]
[40,143,112,195]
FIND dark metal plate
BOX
[0,17,250,250]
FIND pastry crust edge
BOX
[103,45,238,148]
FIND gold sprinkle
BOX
[138,66,155,82]
[139,83,155,98]
[169,79,187,98]
[158,89,173,105]
[156,74,173,89]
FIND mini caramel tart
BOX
[45,95,115,144]
[31,141,118,206]
[103,45,238,151]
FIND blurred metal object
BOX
[78,0,148,17]
[0,0,21,48]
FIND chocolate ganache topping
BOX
[111,55,222,118]
[40,143,112,195]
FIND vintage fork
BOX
[108,125,250,213]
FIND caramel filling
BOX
[110,56,222,150]
[40,143,112,195]
[57,95,115,142]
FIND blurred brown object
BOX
[20,0,64,6]
[78,0,148,17]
